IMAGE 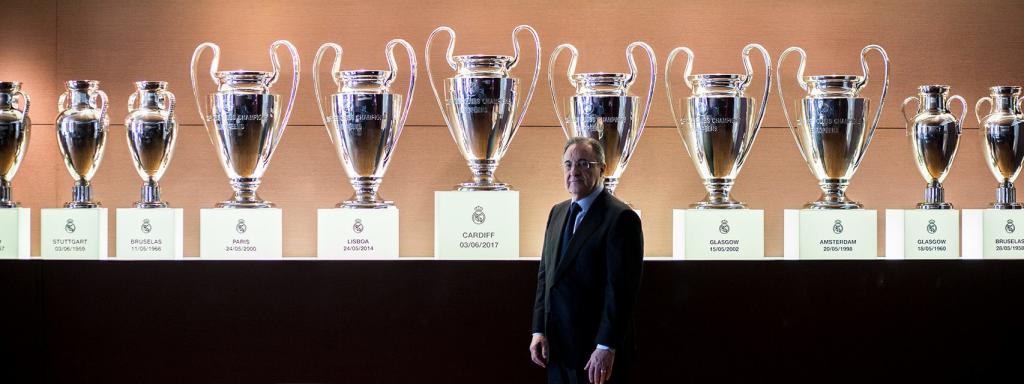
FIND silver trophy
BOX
[56,80,109,208]
[125,81,177,208]
[778,45,889,209]
[0,81,29,208]
[314,39,416,208]
[665,44,770,209]
[548,41,655,196]
[426,25,540,191]
[901,85,966,209]
[190,40,299,208]
[976,86,1024,209]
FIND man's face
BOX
[563,143,604,199]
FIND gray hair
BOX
[562,137,606,165]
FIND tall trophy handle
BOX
[738,43,771,166]
[162,90,176,119]
[900,96,919,136]
[547,43,578,136]
[57,92,69,113]
[190,42,220,145]
[776,46,808,161]
[14,90,29,124]
[947,95,967,135]
[665,46,694,136]
[385,38,417,142]
[624,41,656,157]
[94,90,109,124]
[313,42,343,143]
[425,26,457,136]
[975,97,992,128]
[503,24,541,150]
[853,44,889,168]
[268,40,300,153]
[127,92,139,113]
[1017,96,1024,115]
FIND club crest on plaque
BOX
[1007,219,1016,234]
[236,219,247,234]
[141,218,152,234]
[719,219,731,234]
[926,219,937,234]
[833,219,844,234]
[353,218,364,234]
[472,206,486,225]
[65,219,76,234]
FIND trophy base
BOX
[65,201,101,209]
[990,202,1024,210]
[216,200,276,209]
[456,182,511,192]
[804,201,863,210]
[917,202,953,210]
[337,200,395,209]
[691,200,747,210]
[135,201,169,209]
[0,201,19,208]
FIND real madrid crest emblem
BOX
[65,219,76,234]
[1007,219,1016,234]
[472,206,486,225]
[141,218,152,234]
[236,219,247,234]
[353,218,364,234]
[926,219,937,234]
[719,219,730,234]
[832,219,844,234]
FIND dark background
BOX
[2,260,1021,383]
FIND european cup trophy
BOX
[778,45,890,209]
[901,85,966,209]
[314,39,416,208]
[190,40,299,208]
[665,44,770,208]
[425,25,540,191]
[125,81,177,208]
[548,41,655,196]
[976,86,1024,209]
[0,81,29,208]
[56,80,109,208]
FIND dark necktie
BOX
[559,202,582,263]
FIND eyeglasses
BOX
[562,159,601,171]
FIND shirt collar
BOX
[572,183,604,212]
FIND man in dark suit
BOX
[530,137,644,384]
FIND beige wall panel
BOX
[55,0,1024,131]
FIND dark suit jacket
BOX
[532,189,644,367]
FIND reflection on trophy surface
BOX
[548,41,655,197]
[426,25,540,191]
[778,45,890,209]
[902,85,965,209]
[665,44,770,209]
[190,40,300,208]
[314,39,416,208]
[0,81,30,208]
[976,85,1024,209]
[125,81,177,208]
[56,80,109,208]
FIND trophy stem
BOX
[918,180,952,209]
[340,177,392,209]
[218,177,274,208]
[693,178,746,209]
[603,177,619,195]
[805,178,862,209]
[458,160,510,191]
[0,179,17,208]
[136,180,168,209]
[992,180,1024,209]
[66,181,100,208]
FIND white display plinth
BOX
[962,209,1024,259]
[673,209,764,260]
[0,208,30,259]
[885,209,959,259]
[318,207,399,259]
[784,209,877,259]
[41,208,108,259]
[115,208,184,260]
[435,191,519,260]
[200,208,282,259]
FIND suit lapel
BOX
[553,190,608,283]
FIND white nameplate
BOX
[0,208,30,259]
[115,208,184,260]
[784,209,877,259]
[41,208,108,259]
[885,209,959,259]
[318,207,399,259]
[200,208,282,259]
[673,209,764,260]
[962,209,1024,259]
[435,191,519,259]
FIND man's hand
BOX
[583,348,615,383]
[529,334,548,368]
